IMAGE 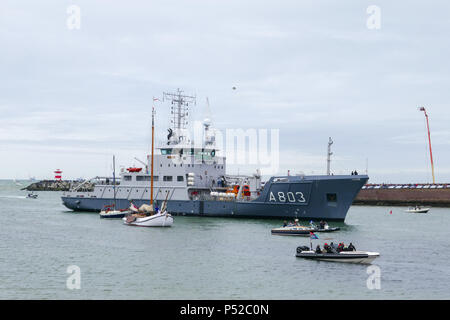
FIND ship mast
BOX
[150,100,156,206]
[326,137,333,175]
[419,107,435,184]
[163,88,196,145]
[113,155,116,208]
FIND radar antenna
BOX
[163,88,196,145]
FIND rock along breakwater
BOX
[22,180,94,192]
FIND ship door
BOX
[199,201,204,215]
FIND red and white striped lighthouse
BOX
[54,169,62,181]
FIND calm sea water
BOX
[1,180,449,300]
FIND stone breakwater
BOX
[22,180,94,192]
[354,183,450,207]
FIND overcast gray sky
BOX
[1,0,449,183]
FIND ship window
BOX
[163,176,173,182]
[154,176,159,181]
[177,176,184,182]
[161,149,172,155]
[136,175,151,181]
[327,193,337,206]
[124,176,132,181]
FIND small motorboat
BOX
[296,246,379,264]
[27,193,38,199]
[122,210,173,227]
[272,220,340,236]
[271,225,314,236]
[405,206,430,213]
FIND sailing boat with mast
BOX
[122,100,173,227]
[99,155,127,218]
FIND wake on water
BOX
[0,195,27,199]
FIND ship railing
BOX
[363,183,449,189]
[70,176,120,192]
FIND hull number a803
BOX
[269,191,306,203]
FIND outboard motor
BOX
[296,246,310,254]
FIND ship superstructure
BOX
[62,89,368,221]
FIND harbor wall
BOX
[354,185,450,207]
[22,180,94,192]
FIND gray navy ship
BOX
[62,89,368,221]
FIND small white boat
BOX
[271,225,314,236]
[272,220,340,236]
[27,193,38,199]
[405,206,430,213]
[122,103,173,228]
[122,211,173,227]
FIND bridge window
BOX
[161,149,172,155]
[124,176,132,181]
[177,176,184,182]
[163,176,173,182]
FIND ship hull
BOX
[61,175,368,221]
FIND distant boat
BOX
[405,206,430,213]
[27,192,38,199]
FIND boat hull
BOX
[61,175,368,221]
[99,210,127,219]
[296,251,379,264]
[123,213,173,227]
[405,208,430,213]
[271,226,340,236]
